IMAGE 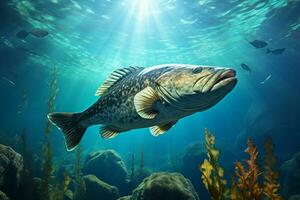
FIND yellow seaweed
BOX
[200,129,283,200]
[199,128,227,200]
[263,138,283,200]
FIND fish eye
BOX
[192,67,202,74]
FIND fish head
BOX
[156,65,237,111]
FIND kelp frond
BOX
[200,128,227,200]
[41,67,59,200]
[74,145,86,200]
[233,139,263,200]
[263,138,283,200]
[199,129,283,200]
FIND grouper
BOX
[48,64,237,151]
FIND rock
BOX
[180,142,208,199]
[83,150,127,192]
[132,172,199,200]
[118,196,132,200]
[280,152,300,198]
[289,195,300,200]
[0,144,23,199]
[181,142,206,179]
[0,191,9,200]
[128,168,151,192]
[234,100,300,162]
[83,174,119,200]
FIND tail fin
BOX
[47,112,86,151]
[266,48,271,54]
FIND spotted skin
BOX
[79,66,173,132]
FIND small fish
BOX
[240,63,252,73]
[247,39,268,49]
[16,28,49,39]
[1,77,16,86]
[260,75,272,84]
[30,29,49,38]
[48,64,237,151]
[16,30,29,39]
[266,48,285,55]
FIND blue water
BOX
[1,0,300,199]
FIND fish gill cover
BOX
[0,0,300,200]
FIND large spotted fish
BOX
[48,64,237,151]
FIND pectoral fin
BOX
[100,126,119,139]
[150,120,178,136]
[134,86,160,119]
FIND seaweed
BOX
[41,67,59,200]
[140,147,144,172]
[232,139,263,200]
[19,128,34,200]
[51,170,71,200]
[74,145,86,200]
[200,128,227,200]
[200,129,283,200]
[263,138,283,200]
[129,152,135,181]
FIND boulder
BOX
[83,174,119,200]
[132,172,199,200]
[83,150,127,192]
[234,100,300,162]
[0,191,9,200]
[289,195,300,200]
[180,142,208,199]
[118,196,132,200]
[128,168,151,192]
[0,144,23,199]
[280,151,300,198]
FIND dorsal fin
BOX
[95,66,144,96]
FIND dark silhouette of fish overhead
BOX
[247,39,268,48]
[240,63,252,73]
[16,28,49,39]
[47,64,237,151]
[266,48,285,55]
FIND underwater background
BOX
[1,0,300,200]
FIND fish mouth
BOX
[211,69,237,92]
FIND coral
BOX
[200,129,283,200]
[83,174,120,200]
[131,172,199,200]
[200,129,227,200]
